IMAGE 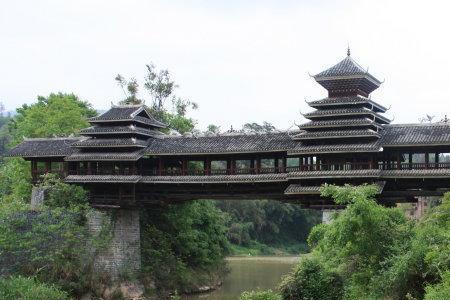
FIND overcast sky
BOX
[1,0,449,131]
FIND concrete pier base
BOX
[87,209,141,280]
[30,186,48,209]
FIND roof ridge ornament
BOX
[347,45,351,57]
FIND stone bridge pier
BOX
[87,209,141,280]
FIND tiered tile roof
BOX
[292,53,390,152]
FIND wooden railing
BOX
[68,168,138,176]
[142,167,287,176]
[34,162,450,180]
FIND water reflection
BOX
[184,256,298,300]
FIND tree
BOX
[141,200,229,296]
[205,124,221,135]
[279,184,412,300]
[1,93,96,203]
[115,75,141,105]
[419,114,435,123]
[8,93,96,145]
[144,63,176,111]
[115,63,198,134]
[241,122,276,133]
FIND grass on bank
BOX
[229,241,308,256]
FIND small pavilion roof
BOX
[314,55,381,84]
[88,105,167,128]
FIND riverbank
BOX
[229,241,308,256]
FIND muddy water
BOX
[184,256,298,300]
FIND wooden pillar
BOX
[158,157,164,176]
[45,161,50,174]
[409,152,413,169]
[182,158,187,175]
[204,157,211,175]
[256,157,261,174]
[274,157,279,173]
[425,152,429,169]
[87,162,92,175]
[31,160,37,182]
[250,159,255,174]
[282,157,287,173]
[436,152,439,168]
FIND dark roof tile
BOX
[89,105,167,128]
[288,169,381,179]
[288,141,382,155]
[140,173,287,183]
[65,175,141,183]
[307,96,387,112]
[6,138,80,158]
[145,132,297,155]
[73,138,148,148]
[65,149,145,161]
[381,123,450,146]
[293,129,380,140]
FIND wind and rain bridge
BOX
[8,52,450,275]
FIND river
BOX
[184,256,299,300]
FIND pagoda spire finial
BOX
[347,44,351,56]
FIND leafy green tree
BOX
[8,93,96,145]
[141,200,229,296]
[0,158,32,203]
[0,93,94,203]
[279,184,412,300]
[371,192,450,299]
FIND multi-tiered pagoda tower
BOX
[65,105,166,177]
[290,50,390,169]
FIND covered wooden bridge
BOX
[8,52,450,208]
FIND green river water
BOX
[183,256,299,300]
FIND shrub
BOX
[0,276,70,300]
[424,272,450,300]
[240,289,281,300]
[279,256,343,300]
